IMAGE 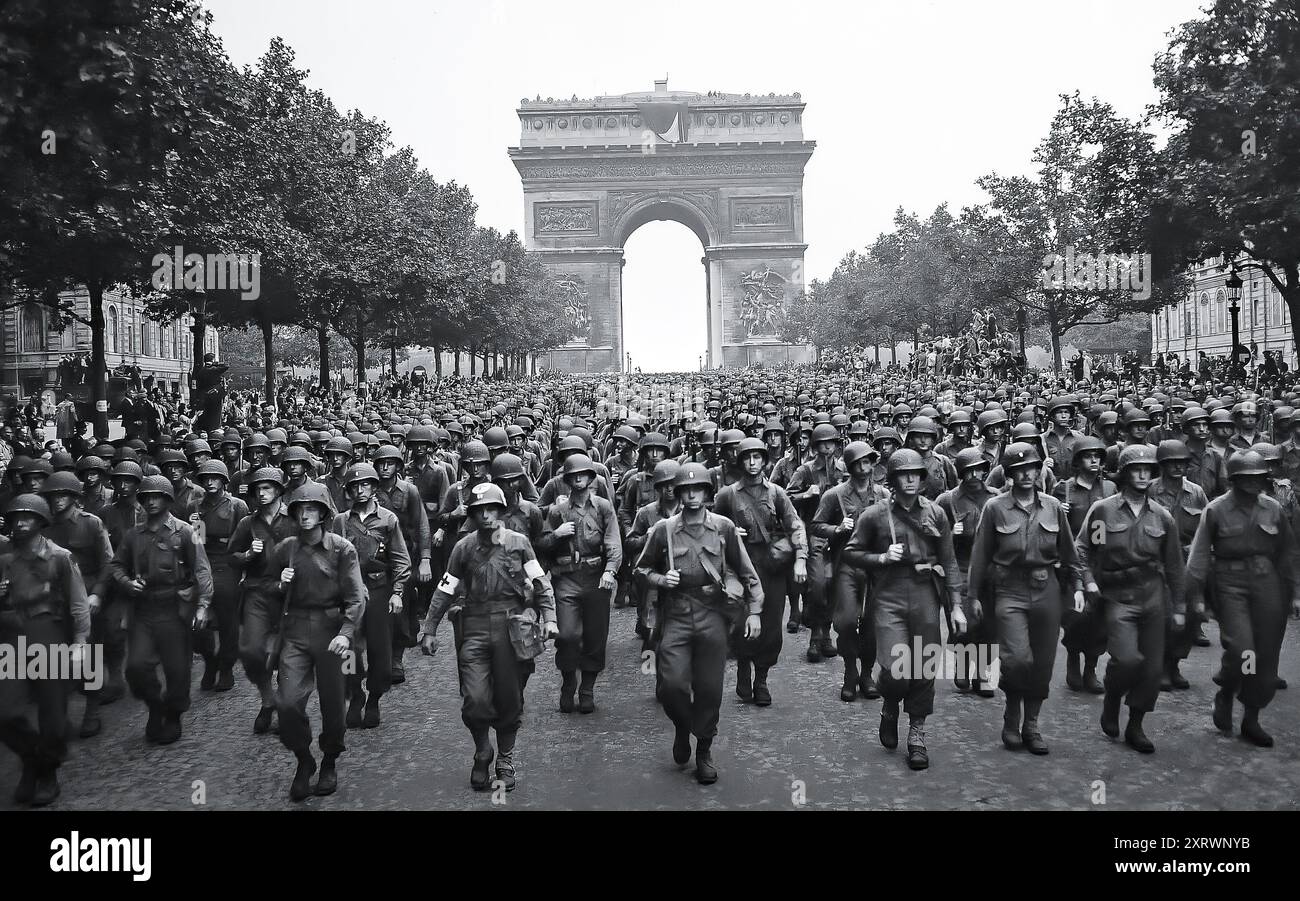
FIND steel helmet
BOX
[1155,440,1191,463]
[467,482,507,510]
[38,471,84,496]
[195,460,231,481]
[265,428,289,446]
[490,454,526,481]
[946,410,973,428]
[736,437,769,461]
[1097,411,1120,429]
[1232,400,1258,418]
[562,454,597,479]
[483,427,510,451]
[651,460,681,487]
[555,435,587,458]
[720,428,746,450]
[4,493,51,524]
[459,440,491,465]
[872,427,901,448]
[1001,442,1043,470]
[287,481,336,516]
[1010,422,1042,442]
[155,449,187,468]
[290,431,313,449]
[673,462,714,494]
[885,448,926,478]
[137,474,175,499]
[1209,409,1235,427]
[219,428,243,447]
[281,446,314,464]
[1272,406,1294,429]
[325,437,355,457]
[1249,442,1282,463]
[1070,435,1108,462]
[76,455,110,474]
[848,420,873,440]
[954,447,990,474]
[1226,451,1270,479]
[406,425,435,445]
[976,409,1009,433]
[639,432,670,454]
[184,439,212,458]
[1047,396,1074,414]
[810,423,841,444]
[250,466,286,489]
[905,416,939,439]
[843,441,878,469]
[370,444,403,464]
[891,403,913,419]
[612,425,641,446]
[110,461,144,482]
[1117,445,1158,471]
[1122,408,1151,427]
[345,463,381,487]
[245,432,271,452]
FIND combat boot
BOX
[817,631,837,660]
[1212,688,1234,734]
[840,660,858,702]
[972,674,996,698]
[1193,623,1210,647]
[1164,661,1189,690]
[346,690,366,728]
[363,694,381,728]
[13,757,36,804]
[1081,657,1104,694]
[314,754,338,796]
[1001,693,1023,750]
[156,711,182,745]
[495,731,517,792]
[200,656,217,691]
[906,718,928,770]
[391,649,406,685]
[471,749,495,790]
[145,702,163,743]
[695,739,717,784]
[1100,691,1122,738]
[79,697,102,739]
[1240,708,1273,748]
[1124,712,1154,753]
[1065,652,1083,691]
[214,666,235,692]
[290,750,317,802]
[559,671,577,713]
[858,673,881,699]
[752,667,772,707]
[1021,699,1048,755]
[805,633,823,663]
[673,726,692,765]
[879,700,900,750]
[30,767,61,807]
[736,659,754,703]
[786,598,801,634]
[578,672,596,714]
[253,706,276,734]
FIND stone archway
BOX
[511,79,816,372]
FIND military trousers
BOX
[239,587,282,689]
[125,599,193,714]
[0,616,70,770]
[993,569,1062,701]
[88,594,128,697]
[553,569,610,674]
[194,558,240,669]
[1101,577,1166,712]
[452,609,523,734]
[874,571,942,717]
[831,563,876,680]
[656,595,729,741]
[801,539,832,631]
[276,608,347,756]
[735,559,790,670]
[1214,562,1287,710]
[1060,602,1108,659]
[349,581,394,698]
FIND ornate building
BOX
[1,287,217,402]
[1150,256,1295,369]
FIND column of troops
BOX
[1,381,1298,804]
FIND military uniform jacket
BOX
[539,491,622,575]
[1052,475,1118,537]
[966,491,1085,600]
[407,459,450,522]
[438,478,490,536]
[1075,494,1186,614]
[1280,438,1300,486]
[937,482,1000,568]
[1184,441,1228,499]
[1147,477,1208,548]
[787,456,846,523]
[1044,427,1084,480]
[167,479,205,520]
[424,528,556,628]
[627,500,679,558]
[110,514,215,610]
[935,436,971,461]
[635,511,764,616]
[1183,492,1299,602]
[80,485,114,518]
[0,535,91,642]
[714,478,809,568]
[185,491,250,562]
[810,479,888,557]
[500,498,545,548]
[377,477,431,562]
[919,451,957,501]
[839,496,963,601]
[537,471,616,515]
[228,502,297,590]
[331,502,411,595]
[617,469,659,534]
[46,508,114,599]
[269,532,367,641]
[99,496,145,549]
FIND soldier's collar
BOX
[16,535,53,560]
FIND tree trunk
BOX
[317,323,330,387]
[189,292,206,386]
[88,280,108,440]
[353,309,366,383]
[1284,267,1300,363]
[874,342,880,365]
[453,349,461,376]
[261,313,275,405]
[390,340,397,375]
[433,343,443,377]
[469,343,477,376]
[1047,302,1063,373]
[890,334,897,366]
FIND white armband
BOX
[437,572,460,593]
[524,559,545,580]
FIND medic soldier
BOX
[0,494,91,806]
[110,474,214,745]
[635,462,764,784]
[839,449,966,770]
[186,460,250,693]
[714,437,809,706]
[417,483,557,791]
[538,453,621,714]
[1186,451,1300,747]
[937,447,999,697]
[228,466,298,732]
[1075,445,1186,754]
[333,462,411,729]
[490,452,547,694]
[271,482,367,800]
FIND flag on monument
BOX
[636,101,688,143]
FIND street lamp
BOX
[1225,268,1243,378]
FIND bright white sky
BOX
[204,0,1207,370]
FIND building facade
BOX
[1150,256,1295,369]
[1,287,218,402]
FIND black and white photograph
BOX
[0,0,1297,881]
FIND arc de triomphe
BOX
[510,79,816,372]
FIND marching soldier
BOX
[1075,445,1186,753]
[626,460,681,648]
[1148,440,1208,690]
[0,495,91,806]
[186,460,250,693]
[321,437,355,512]
[636,463,764,784]
[76,455,113,517]
[968,442,1085,755]
[839,449,966,770]
[1180,406,1228,499]
[271,482,367,800]
[110,474,214,745]
[538,453,621,714]
[417,483,557,791]
[787,423,846,663]
[937,447,999,697]
[714,437,808,706]
[1186,451,1300,747]
[333,463,411,729]
[155,448,204,517]
[903,416,957,500]
[371,444,432,685]
[490,453,547,694]
[1044,396,1084,480]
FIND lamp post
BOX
[1226,268,1243,378]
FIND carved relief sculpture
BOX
[556,275,591,341]
[536,204,596,232]
[739,268,787,338]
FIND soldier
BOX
[0,494,91,806]
[230,432,272,506]
[271,482,367,800]
[110,474,214,745]
[1181,406,1228,500]
[968,442,1085,755]
[1075,445,1186,753]
[935,410,974,460]
[974,408,1009,468]
[987,423,1057,493]
[333,463,411,729]
[787,423,846,662]
[1044,395,1084,481]
[821,441,890,701]
[1051,436,1115,694]
[1148,440,1209,689]
[636,462,763,784]
[714,437,808,706]
[626,460,681,648]
[155,448,204,517]
[76,455,113,518]
[1185,451,1300,747]
[417,483,557,791]
[320,436,355,513]
[616,432,671,535]
[39,472,114,737]
[903,416,957,500]
[937,447,999,697]
[489,452,547,694]
[436,439,493,545]
[186,460,250,693]
[280,446,316,501]
[838,449,966,770]
[371,444,432,686]
[1208,408,1237,460]
[538,453,621,714]
[537,436,617,511]
[1228,401,1262,452]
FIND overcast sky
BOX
[204,0,1209,370]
